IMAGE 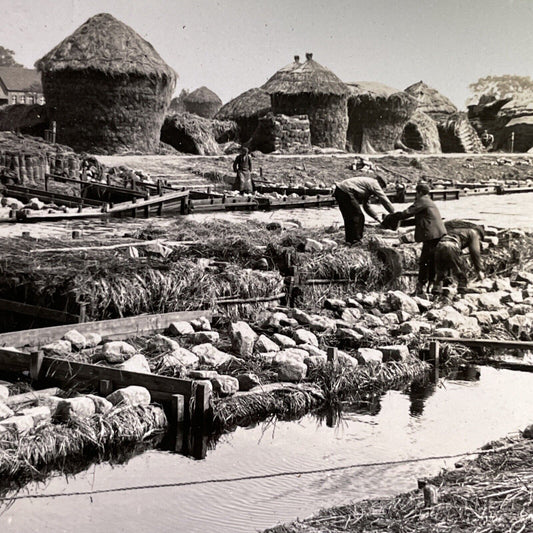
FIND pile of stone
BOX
[253,112,312,153]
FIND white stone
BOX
[291,308,313,325]
[472,311,493,326]
[413,296,432,312]
[276,359,307,382]
[0,385,9,402]
[0,402,14,420]
[188,331,220,345]
[0,415,34,433]
[191,316,211,331]
[517,271,533,284]
[255,335,280,353]
[364,314,385,328]
[293,329,318,346]
[325,298,346,311]
[507,315,533,336]
[321,238,338,250]
[117,353,151,374]
[101,341,137,363]
[162,348,199,370]
[337,327,364,346]
[168,321,195,336]
[388,290,419,315]
[84,332,102,348]
[62,330,87,351]
[273,348,309,365]
[262,311,290,329]
[56,397,96,420]
[304,238,323,252]
[382,312,400,325]
[86,394,113,414]
[191,343,232,367]
[273,333,297,348]
[356,348,383,365]
[236,373,261,391]
[433,327,461,338]
[337,351,359,369]
[229,321,258,357]
[308,315,337,332]
[341,307,362,325]
[42,340,72,357]
[106,386,151,407]
[298,344,327,358]
[211,375,239,396]
[379,345,410,362]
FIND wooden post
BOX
[510,131,515,153]
[78,303,86,323]
[429,340,439,382]
[171,394,187,453]
[44,173,49,191]
[72,230,81,239]
[327,347,338,364]
[193,381,212,428]
[99,379,113,396]
[30,350,43,381]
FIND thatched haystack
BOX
[405,81,457,122]
[438,112,485,153]
[183,86,223,119]
[346,82,417,153]
[263,53,349,150]
[0,104,49,137]
[161,112,222,155]
[400,110,441,153]
[500,115,533,152]
[35,13,176,154]
[215,87,271,143]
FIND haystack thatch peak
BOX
[347,81,404,98]
[35,13,176,82]
[263,53,348,96]
[184,86,222,105]
[405,80,457,116]
[215,87,271,120]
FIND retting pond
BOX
[2,366,533,533]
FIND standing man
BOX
[395,182,447,294]
[334,175,395,244]
[232,147,253,194]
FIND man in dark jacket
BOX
[232,147,253,193]
[334,175,395,243]
[433,222,485,294]
[395,182,447,294]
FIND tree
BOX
[469,75,533,104]
[0,46,22,67]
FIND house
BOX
[0,67,44,105]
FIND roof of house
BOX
[0,68,42,91]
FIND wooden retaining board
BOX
[0,309,212,349]
[3,184,103,208]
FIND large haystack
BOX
[183,86,223,119]
[400,110,441,153]
[215,87,271,143]
[161,112,221,155]
[0,104,49,137]
[405,81,457,123]
[500,116,533,152]
[438,112,485,153]
[35,13,176,154]
[263,53,349,150]
[346,82,417,153]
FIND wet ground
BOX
[2,366,533,533]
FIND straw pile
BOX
[183,86,223,119]
[400,110,442,153]
[35,13,177,154]
[346,82,417,153]
[0,405,166,486]
[265,434,533,532]
[264,53,349,150]
[0,131,79,183]
[161,112,222,155]
[215,87,272,143]
[438,112,485,153]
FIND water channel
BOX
[2,366,533,533]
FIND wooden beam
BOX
[5,387,61,408]
[0,309,212,349]
[0,298,80,323]
[430,337,533,350]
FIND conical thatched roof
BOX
[184,86,222,106]
[347,81,401,99]
[263,53,348,96]
[215,87,271,120]
[404,81,457,119]
[35,13,176,82]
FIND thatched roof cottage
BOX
[263,53,349,150]
[35,13,176,154]
[404,81,457,123]
[183,86,223,119]
[215,87,271,143]
[346,82,417,153]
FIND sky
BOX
[1,0,531,109]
